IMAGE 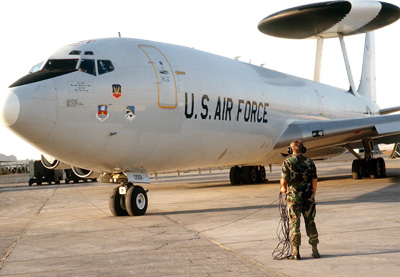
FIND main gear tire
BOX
[257,166,266,183]
[229,166,241,185]
[377,157,386,178]
[244,166,257,184]
[369,159,379,179]
[109,186,128,216]
[126,186,148,216]
[351,160,363,180]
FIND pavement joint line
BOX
[68,183,153,232]
[72,184,151,233]
[0,185,59,270]
[165,214,287,277]
[71,183,111,217]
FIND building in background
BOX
[0,154,30,175]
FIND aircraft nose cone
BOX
[2,79,57,145]
[0,90,20,127]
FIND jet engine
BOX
[42,154,100,178]
[41,154,71,170]
[71,166,101,179]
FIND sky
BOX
[0,0,399,160]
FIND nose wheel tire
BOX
[126,186,148,216]
[109,186,128,216]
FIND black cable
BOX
[272,192,293,260]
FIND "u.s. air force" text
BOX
[184,93,268,123]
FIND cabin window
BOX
[43,59,79,71]
[79,59,96,76]
[97,60,114,75]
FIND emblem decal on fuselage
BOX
[125,106,136,121]
[112,84,122,99]
[96,105,109,122]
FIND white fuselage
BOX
[4,38,379,174]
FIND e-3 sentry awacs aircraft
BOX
[1,1,400,216]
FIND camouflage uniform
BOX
[281,153,319,247]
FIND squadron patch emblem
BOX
[125,106,136,121]
[112,84,122,99]
[96,105,109,122]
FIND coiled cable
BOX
[272,192,293,260]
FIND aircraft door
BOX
[139,45,177,109]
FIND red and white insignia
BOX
[96,105,109,122]
[112,84,122,99]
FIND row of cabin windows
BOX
[42,59,114,76]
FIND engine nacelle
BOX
[41,154,71,170]
[71,166,101,179]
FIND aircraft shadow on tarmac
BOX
[148,180,399,216]
[187,181,273,189]
[149,169,399,216]
[147,202,279,216]
[314,249,400,259]
[316,182,400,206]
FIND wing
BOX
[274,114,400,158]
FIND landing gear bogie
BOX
[229,165,267,185]
[351,158,387,180]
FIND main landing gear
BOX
[351,157,386,179]
[109,183,148,216]
[229,165,267,185]
[347,140,387,180]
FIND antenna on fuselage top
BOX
[258,1,400,97]
[118,32,121,38]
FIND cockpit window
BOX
[69,50,81,55]
[29,61,44,73]
[43,59,79,71]
[97,60,114,75]
[79,59,96,76]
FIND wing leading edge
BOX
[274,114,400,157]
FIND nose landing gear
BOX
[109,183,148,216]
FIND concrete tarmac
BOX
[0,156,399,276]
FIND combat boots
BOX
[312,244,320,258]
[289,246,301,260]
